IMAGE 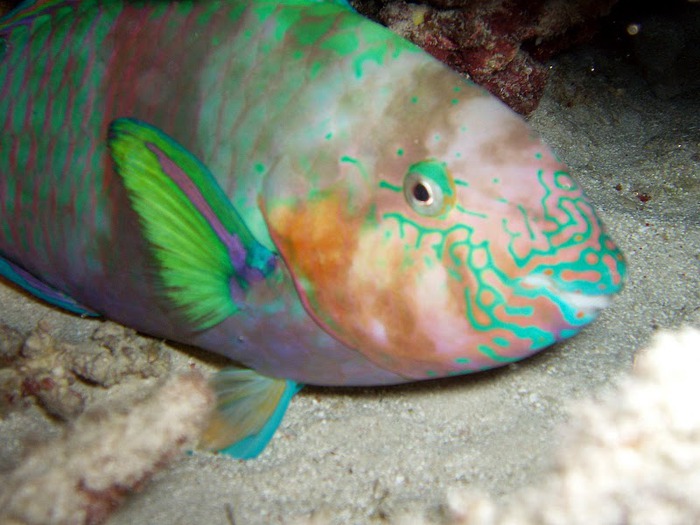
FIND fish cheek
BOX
[357,188,478,374]
[266,194,443,375]
[264,192,374,343]
[347,233,441,372]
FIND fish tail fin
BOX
[201,367,302,459]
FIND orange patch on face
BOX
[265,192,362,334]
[265,192,441,377]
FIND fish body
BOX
[0,0,626,456]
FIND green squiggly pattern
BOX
[381,161,626,376]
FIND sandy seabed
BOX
[1,19,699,525]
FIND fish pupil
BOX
[412,183,432,204]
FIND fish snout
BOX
[520,272,614,323]
[518,224,626,326]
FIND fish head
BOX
[263,56,626,380]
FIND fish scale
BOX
[0,0,626,457]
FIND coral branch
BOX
[0,372,215,525]
[416,328,700,525]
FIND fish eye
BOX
[412,181,433,204]
[403,160,455,218]
[405,173,443,215]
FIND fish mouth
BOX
[557,289,611,317]
[521,273,612,319]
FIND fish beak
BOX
[521,273,613,319]
[557,289,612,317]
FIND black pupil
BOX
[413,183,431,203]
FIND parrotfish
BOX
[0,0,626,458]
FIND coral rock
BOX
[0,321,172,422]
[0,372,215,525]
[360,0,618,114]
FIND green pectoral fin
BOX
[202,367,302,459]
[107,118,277,330]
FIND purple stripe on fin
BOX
[145,142,262,282]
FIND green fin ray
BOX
[108,118,275,330]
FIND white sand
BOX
[1,36,698,525]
